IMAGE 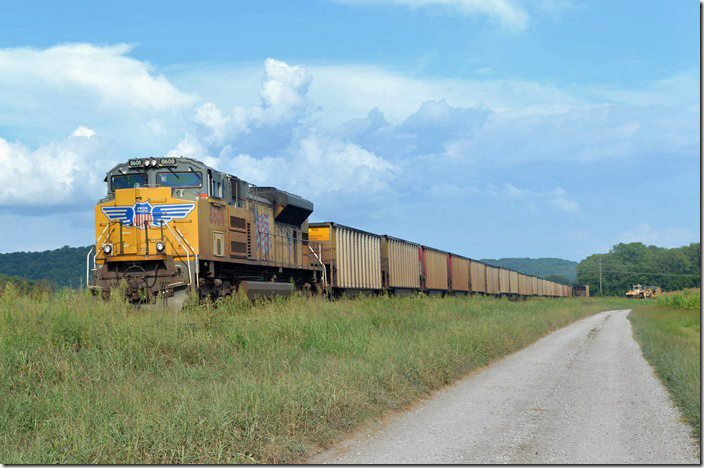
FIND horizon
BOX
[0,1,699,261]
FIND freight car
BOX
[89,157,574,304]
[88,157,324,306]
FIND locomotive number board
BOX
[127,158,178,167]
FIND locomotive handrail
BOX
[96,222,111,247]
[308,243,328,290]
[86,247,95,289]
[89,222,113,289]
[163,222,198,290]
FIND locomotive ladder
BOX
[164,222,199,290]
[308,244,328,290]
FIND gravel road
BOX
[310,309,699,464]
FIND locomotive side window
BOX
[112,174,148,190]
[157,172,202,187]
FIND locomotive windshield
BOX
[112,174,147,190]
[157,172,202,187]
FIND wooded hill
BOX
[480,257,577,284]
[0,245,92,288]
[576,242,701,296]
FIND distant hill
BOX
[479,257,578,284]
[0,245,92,288]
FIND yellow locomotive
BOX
[89,157,323,306]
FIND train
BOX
[88,157,581,306]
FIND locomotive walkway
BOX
[309,309,699,464]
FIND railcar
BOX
[448,253,470,295]
[307,222,382,296]
[88,157,323,305]
[421,246,450,295]
[380,235,422,295]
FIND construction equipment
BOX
[626,284,661,299]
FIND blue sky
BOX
[0,0,699,261]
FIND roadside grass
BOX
[1,286,633,464]
[629,295,700,440]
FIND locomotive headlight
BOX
[150,158,158,166]
[156,242,166,252]
[102,244,112,255]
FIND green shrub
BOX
[656,288,700,309]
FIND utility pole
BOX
[599,256,603,296]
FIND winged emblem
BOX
[101,202,195,229]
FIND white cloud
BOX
[0,43,193,111]
[0,43,195,154]
[475,67,494,75]
[0,127,112,206]
[168,59,398,198]
[618,223,697,248]
[551,187,580,214]
[257,58,313,124]
[334,0,530,31]
[224,134,399,196]
[179,59,312,152]
[71,126,97,138]
[486,183,580,214]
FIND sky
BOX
[0,0,699,261]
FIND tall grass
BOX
[629,305,700,439]
[1,285,632,464]
[656,288,700,310]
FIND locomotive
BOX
[88,157,324,307]
[88,157,579,306]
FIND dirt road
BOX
[310,309,699,464]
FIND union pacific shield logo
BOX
[133,203,153,229]
[102,202,195,229]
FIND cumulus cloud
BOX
[0,43,195,154]
[169,59,398,197]
[175,59,313,156]
[0,43,193,111]
[217,134,399,196]
[0,127,112,207]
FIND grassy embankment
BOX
[628,288,701,440]
[1,286,633,464]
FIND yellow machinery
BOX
[626,284,661,299]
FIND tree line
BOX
[576,242,700,296]
[480,257,577,285]
[0,245,92,289]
